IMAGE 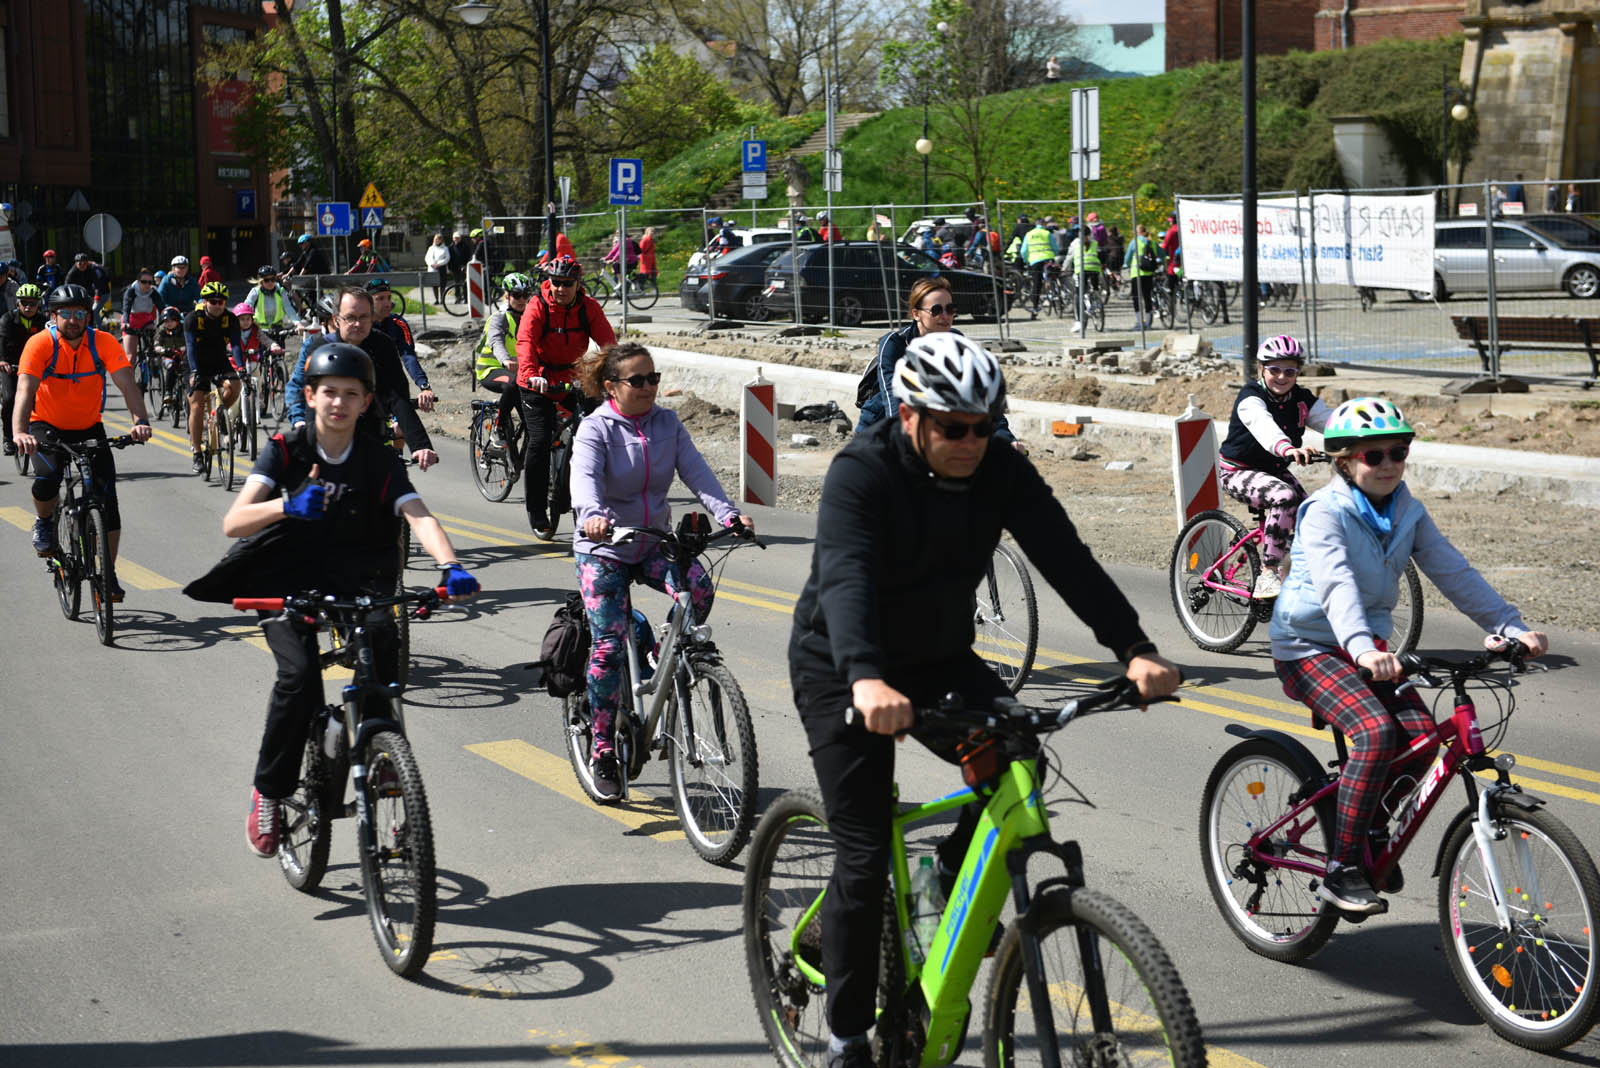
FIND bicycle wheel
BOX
[279,719,334,892]
[143,357,162,413]
[263,362,285,421]
[588,275,614,307]
[53,501,82,621]
[1199,284,1222,325]
[562,691,613,804]
[1438,805,1600,1050]
[1091,289,1106,332]
[469,408,517,502]
[983,887,1206,1068]
[393,528,412,688]
[391,290,408,316]
[219,407,235,491]
[744,788,835,1068]
[168,383,183,429]
[1388,560,1425,657]
[438,279,465,317]
[975,542,1038,695]
[359,729,436,978]
[1200,737,1340,963]
[667,653,759,865]
[1169,510,1259,653]
[1158,282,1176,329]
[239,384,259,461]
[627,275,659,310]
[84,506,114,646]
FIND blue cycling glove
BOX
[283,481,326,520]
[441,564,479,597]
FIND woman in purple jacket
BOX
[569,341,755,800]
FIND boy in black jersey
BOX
[185,284,244,470]
[188,343,479,858]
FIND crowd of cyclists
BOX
[3,225,1566,1063]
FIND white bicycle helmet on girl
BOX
[1259,334,1304,363]
[892,333,1006,418]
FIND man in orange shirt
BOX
[12,285,153,587]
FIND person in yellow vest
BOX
[1067,225,1101,323]
[474,273,533,441]
[1124,223,1160,329]
[1022,218,1055,320]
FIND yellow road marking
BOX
[466,739,684,841]
[717,590,798,613]
[432,511,533,540]
[115,558,178,590]
[101,415,200,459]
[0,505,42,531]
[1030,978,1270,1068]
[223,623,352,680]
[718,576,798,601]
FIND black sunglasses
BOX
[548,279,577,288]
[1356,444,1410,466]
[918,302,957,317]
[924,411,995,440]
[609,371,662,389]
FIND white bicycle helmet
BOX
[1258,334,1304,363]
[892,333,1006,418]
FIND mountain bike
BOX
[232,362,260,461]
[130,325,158,395]
[745,677,1207,1068]
[468,394,524,502]
[531,385,587,539]
[1168,465,1424,655]
[39,434,142,646]
[975,541,1038,695]
[197,375,237,490]
[259,330,293,421]
[155,349,186,428]
[554,517,764,864]
[1200,644,1599,1051]
[232,585,454,978]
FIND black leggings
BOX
[519,389,560,525]
[479,368,519,426]
[0,369,16,447]
[28,421,122,531]
[794,653,1009,1037]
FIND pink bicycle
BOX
[1200,644,1600,1051]
[1167,459,1423,654]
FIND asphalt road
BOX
[3,392,1599,1067]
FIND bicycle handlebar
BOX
[845,675,1180,733]
[607,521,765,551]
[1357,639,1540,686]
[232,586,451,615]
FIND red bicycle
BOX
[1199,643,1600,1051]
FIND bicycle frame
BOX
[1242,687,1520,925]
[787,756,1079,1067]
[325,610,410,840]
[1196,524,1265,601]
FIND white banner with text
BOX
[1177,194,1435,291]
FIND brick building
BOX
[1315,1,1470,50]
[1167,0,1469,69]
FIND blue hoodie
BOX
[570,398,740,564]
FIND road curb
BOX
[648,346,1600,510]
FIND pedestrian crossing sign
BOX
[358,183,386,208]
[361,207,385,229]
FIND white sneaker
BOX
[1252,569,1282,600]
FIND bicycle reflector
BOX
[957,732,1001,788]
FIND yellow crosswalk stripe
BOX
[466,739,685,840]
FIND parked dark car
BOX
[758,241,1010,326]
[1519,213,1600,250]
[678,241,791,320]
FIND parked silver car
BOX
[1426,219,1600,300]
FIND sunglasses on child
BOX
[1262,364,1299,377]
[1355,444,1410,466]
[924,411,995,440]
[608,371,662,388]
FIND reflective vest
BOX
[1072,238,1101,274]
[252,286,290,327]
[1127,236,1157,278]
[475,306,521,381]
[1023,227,1055,265]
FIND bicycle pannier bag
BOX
[535,592,591,698]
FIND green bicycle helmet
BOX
[1322,396,1414,452]
[200,280,230,300]
[16,282,44,301]
[502,272,533,297]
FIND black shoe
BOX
[1319,865,1384,914]
[191,452,204,473]
[2,441,14,457]
[827,1042,873,1068]
[591,752,621,802]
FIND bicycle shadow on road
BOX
[1200,919,1600,1062]
[403,653,533,711]
[94,609,255,654]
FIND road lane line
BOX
[466,739,685,841]
[718,576,798,601]
[223,623,352,680]
[101,415,200,459]
[717,590,800,613]
[115,559,179,591]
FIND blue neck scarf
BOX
[1351,484,1395,536]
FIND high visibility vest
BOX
[1023,227,1055,265]
[1072,239,1101,274]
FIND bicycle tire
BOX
[562,691,613,804]
[13,440,29,476]
[984,887,1207,1068]
[391,290,408,317]
[85,506,114,646]
[626,275,660,310]
[168,384,183,429]
[975,542,1038,695]
[1158,282,1176,329]
[1200,284,1222,325]
[744,788,835,1068]
[1200,737,1340,963]
[279,720,334,892]
[667,653,759,865]
[143,356,162,413]
[587,275,614,307]
[393,527,411,688]
[1390,560,1425,657]
[469,407,517,502]
[53,498,82,621]
[1438,804,1600,1050]
[240,383,259,461]
[359,728,436,978]
[220,407,235,491]
[1169,510,1260,653]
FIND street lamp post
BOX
[1439,68,1472,218]
[916,21,949,218]
[453,0,556,216]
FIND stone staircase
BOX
[703,112,879,213]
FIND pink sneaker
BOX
[246,788,280,857]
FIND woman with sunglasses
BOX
[1270,396,1547,915]
[855,278,1019,449]
[568,341,754,801]
[1217,334,1331,599]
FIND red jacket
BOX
[197,265,222,287]
[515,279,617,392]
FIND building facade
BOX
[2,0,271,284]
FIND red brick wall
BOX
[1315,2,1466,51]
[1167,0,1322,69]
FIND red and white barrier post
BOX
[467,260,487,320]
[1172,394,1221,529]
[740,367,776,506]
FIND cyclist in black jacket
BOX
[0,283,47,455]
[788,331,1181,1068]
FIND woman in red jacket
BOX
[514,254,617,535]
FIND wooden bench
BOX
[1451,315,1600,380]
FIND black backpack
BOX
[533,592,591,697]
[1137,238,1159,274]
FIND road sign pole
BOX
[619,205,628,335]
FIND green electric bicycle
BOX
[744,676,1207,1068]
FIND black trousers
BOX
[254,613,398,798]
[793,653,1009,1037]
[519,389,560,526]
[0,368,16,446]
[479,368,519,427]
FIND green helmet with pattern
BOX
[1322,396,1414,453]
[16,282,44,301]
[200,280,230,300]
[502,272,534,297]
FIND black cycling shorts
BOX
[28,421,122,531]
[189,362,241,394]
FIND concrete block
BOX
[1104,460,1135,471]
[791,433,819,446]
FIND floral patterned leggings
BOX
[575,549,715,756]
[1219,465,1307,567]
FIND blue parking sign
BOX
[609,158,643,206]
[235,189,256,220]
[742,140,766,173]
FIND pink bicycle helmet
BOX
[232,302,254,317]
[1258,334,1304,363]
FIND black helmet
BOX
[363,277,392,293]
[49,284,94,310]
[303,342,376,392]
[257,264,278,278]
[1017,214,1031,226]
[161,306,185,322]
